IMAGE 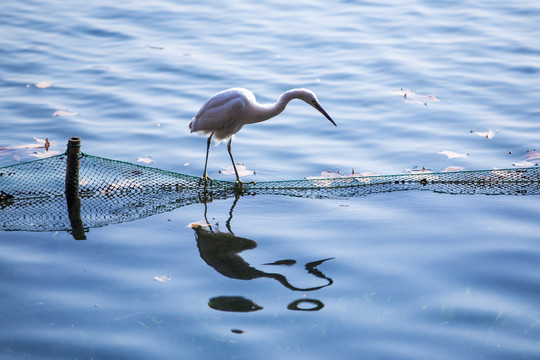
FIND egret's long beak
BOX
[313,102,337,127]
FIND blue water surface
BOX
[1,0,540,359]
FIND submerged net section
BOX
[2,152,538,200]
[1,150,539,235]
[0,153,229,200]
[0,152,228,235]
[245,167,540,197]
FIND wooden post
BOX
[65,137,86,240]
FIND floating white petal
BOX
[438,150,468,159]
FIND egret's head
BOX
[296,88,319,104]
[297,89,337,127]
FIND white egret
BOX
[189,88,336,191]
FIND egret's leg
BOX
[199,134,213,187]
[227,137,243,191]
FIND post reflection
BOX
[189,195,334,312]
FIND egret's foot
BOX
[234,180,244,193]
[234,180,256,195]
[198,175,213,188]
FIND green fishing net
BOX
[1,140,539,235]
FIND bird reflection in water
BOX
[189,196,333,312]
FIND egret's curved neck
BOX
[248,89,302,124]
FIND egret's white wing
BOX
[191,92,247,140]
